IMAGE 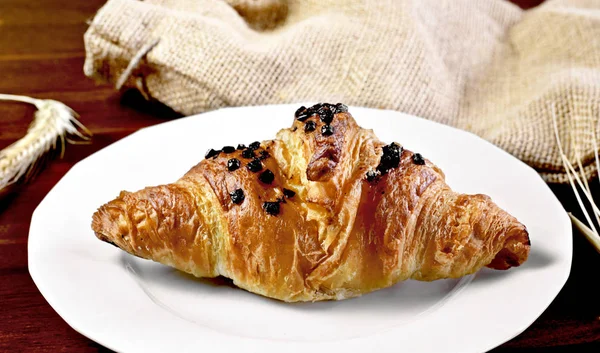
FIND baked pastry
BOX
[92,103,530,302]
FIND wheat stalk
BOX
[0,94,91,191]
[551,104,600,253]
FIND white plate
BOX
[29,104,572,353]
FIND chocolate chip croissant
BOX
[92,103,530,302]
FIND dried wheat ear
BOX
[0,94,91,191]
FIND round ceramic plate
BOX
[29,104,571,353]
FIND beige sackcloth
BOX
[84,0,600,183]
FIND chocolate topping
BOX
[334,103,348,113]
[304,121,316,132]
[412,153,425,165]
[241,149,255,159]
[205,149,220,159]
[376,143,402,174]
[263,201,280,215]
[368,142,403,181]
[222,146,235,154]
[295,106,307,117]
[247,158,263,172]
[321,124,334,136]
[258,150,270,160]
[296,112,310,122]
[366,169,380,182]
[229,189,245,204]
[258,169,275,184]
[227,158,241,171]
[283,188,296,198]
[318,106,334,124]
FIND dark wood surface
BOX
[1,0,599,352]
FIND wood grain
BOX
[0,0,598,352]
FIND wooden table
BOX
[1,0,599,352]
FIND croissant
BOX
[92,103,530,302]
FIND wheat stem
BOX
[562,154,600,222]
[570,213,600,254]
[551,104,600,252]
[0,93,40,106]
[574,141,592,197]
[595,118,600,187]
[569,114,599,222]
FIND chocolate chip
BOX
[366,170,380,182]
[321,125,334,136]
[230,189,245,204]
[258,150,270,160]
[295,106,307,117]
[296,113,310,122]
[237,144,246,150]
[389,142,402,152]
[311,103,324,111]
[249,141,261,150]
[412,153,425,165]
[258,169,275,184]
[227,158,241,171]
[304,121,316,132]
[335,103,348,113]
[263,201,280,215]
[318,106,334,124]
[241,149,255,159]
[377,143,402,173]
[222,146,235,153]
[205,149,221,159]
[283,188,295,198]
[247,158,263,172]
[292,126,298,132]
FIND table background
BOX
[1,0,599,352]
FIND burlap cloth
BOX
[83,0,600,183]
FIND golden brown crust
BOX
[91,104,530,302]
